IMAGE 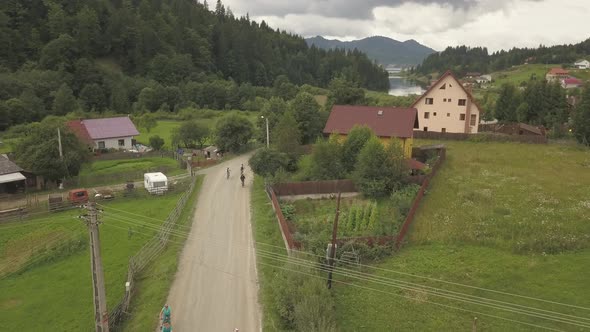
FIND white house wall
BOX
[414,75,480,133]
[93,136,134,150]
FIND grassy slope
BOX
[251,176,288,331]
[491,64,560,87]
[333,140,590,331]
[0,192,185,331]
[121,175,203,331]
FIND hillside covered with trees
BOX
[0,0,389,130]
[416,39,590,76]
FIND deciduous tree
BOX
[214,114,253,152]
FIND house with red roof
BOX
[67,116,140,151]
[545,68,569,82]
[561,77,583,89]
[411,70,481,133]
[323,105,419,158]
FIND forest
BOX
[0,0,389,130]
[416,39,590,76]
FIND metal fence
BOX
[107,177,198,329]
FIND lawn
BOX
[76,156,184,187]
[134,110,260,150]
[0,190,187,331]
[332,140,590,331]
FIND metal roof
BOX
[323,105,419,138]
[80,117,139,140]
[0,172,25,184]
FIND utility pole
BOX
[472,317,478,332]
[81,202,110,332]
[58,128,64,189]
[260,115,269,148]
[327,192,341,289]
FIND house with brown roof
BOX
[67,116,140,151]
[545,68,569,82]
[411,71,481,134]
[323,105,419,158]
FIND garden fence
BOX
[413,130,548,144]
[265,185,298,252]
[108,177,197,329]
[272,180,357,196]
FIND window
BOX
[448,98,452,102]
[458,99,467,106]
[423,127,428,132]
[460,114,466,121]
[439,83,446,89]
[443,98,447,102]
[447,113,450,117]
[424,112,430,119]
[470,114,477,126]
[98,141,105,149]
[441,128,446,133]
[425,98,434,105]
[118,139,125,147]
[433,112,437,116]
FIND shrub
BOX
[149,135,165,150]
[391,184,421,219]
[249,148,289,177]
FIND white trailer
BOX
[144,172,168,194]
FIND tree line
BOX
[0,0,389,130]
[416,40,590,76]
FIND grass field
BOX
[490,64,560,87]
[121,176,203,331]
[332,140,590,331]
[79,157,180,176]
[134,111,260,150]
[0,191,187,331]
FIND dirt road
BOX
[165,155,260,331]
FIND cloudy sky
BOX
[220,0,590,52]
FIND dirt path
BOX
[165,154,260,331]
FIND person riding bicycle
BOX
[226,167,230,179]
[161,321,173,332]
[240,163,244,174]
[160,304,171,326]
[240,173,245,187]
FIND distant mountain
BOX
[305,35,436,66]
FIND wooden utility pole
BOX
[58,128,65,189]
[82,202,110,332]
[327,192,341,289]
[472,316,478,332]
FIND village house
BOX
[475,74,492,84]
[574,59,590,69]
[67,116,140,151]
[411,71,481,134]
[323,105,419,158]
[0,154,37,194]
[545,68,569,82]
[561,77,583,89]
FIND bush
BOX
[249,148,289,178]
[391,184,421,220]
[149,135,165,150]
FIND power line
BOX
[98,213,590,328]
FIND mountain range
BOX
[305,35,436,66]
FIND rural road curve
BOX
[165,154,261,331]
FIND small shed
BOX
[0,155,26,194]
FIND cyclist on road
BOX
[160,304,171,327]
[226,167,230,179]
[240,163,244,175]
[240,173,246,187]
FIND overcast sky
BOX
[220,0,590,52]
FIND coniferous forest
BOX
[0,0,389,130]
[417,40,590,75]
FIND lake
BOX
[388,76,426,96]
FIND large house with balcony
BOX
[411,71,481,133]
[67,116,140,151]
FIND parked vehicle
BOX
[144,172,168,194]
[68,189,89,204]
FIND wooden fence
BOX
[413,130,548,144]
[265,185,298,252]
[92,150,175,161]
[108,177,198,328]
[272,180,357,196]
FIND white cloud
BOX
[225,0,590,52]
